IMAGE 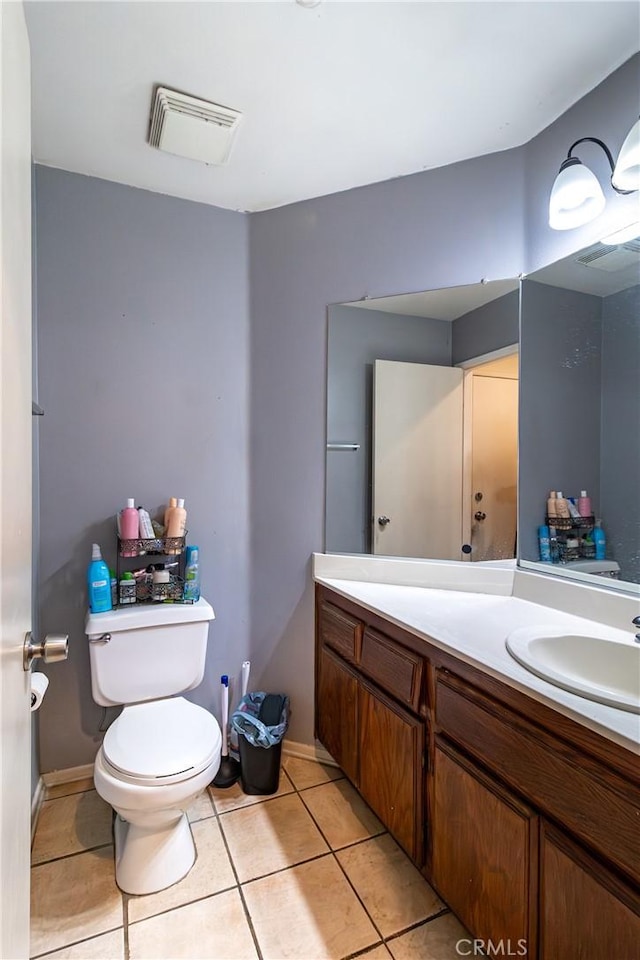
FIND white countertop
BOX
[316,575,640,755]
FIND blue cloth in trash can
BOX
[231,692,289,748]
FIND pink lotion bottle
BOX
[578,490,592,517]
[120,498,139,556]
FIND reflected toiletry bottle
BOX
[538,525,552,562]
[546,491,558,520]
[578,490,592,518]
[183,545,200,602]
[120,498,139,556]
[549,525,560,563]
[87,543,112,614]
[109,569,118,608]
[567,498,582,520]
[555,492,570,519]
[593,520,606,560]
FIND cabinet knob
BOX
[378,516,391,527]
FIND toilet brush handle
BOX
[220,676,229,756]
[241,660,251,698]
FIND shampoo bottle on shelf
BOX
[87,543,112,614]
[546,491,558,520]
[593,520,606,560]
[578,490,592,517]
[555,492,571,519]
[166,498,187,553]
[183,545,200,602]
[120,498,139,556]
[164,497,178,531]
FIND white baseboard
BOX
[41,763,94,787]
[282,739,338,768]
[37,745,337,801]
[31,777,46,843]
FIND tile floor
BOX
[31,756,470,960]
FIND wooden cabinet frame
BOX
[315,583,640,959]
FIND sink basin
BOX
[505,626,640,714]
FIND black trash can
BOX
[231,693,289,796]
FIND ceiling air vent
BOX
[575,242,640,273]
[148,86,242,166]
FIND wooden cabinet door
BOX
[432,739,538,955]
[358,680,424,864]
[316,646,358,784]
[540,822,640,960]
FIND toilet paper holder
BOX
[23,632,69,671]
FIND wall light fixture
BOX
[548,117,640,231]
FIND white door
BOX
[372,360,463,558]
[1,4,33,957]
[470,376,518,561]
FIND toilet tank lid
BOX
[85,596,214,637]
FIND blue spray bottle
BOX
[87,543,113,613]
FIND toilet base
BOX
[114,811,196,895]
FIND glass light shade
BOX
[548,159,606,230]
[612,118,640,192]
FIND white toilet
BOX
[85,598,221,896]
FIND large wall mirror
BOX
[325,280,520,562]
[519,238,640,593]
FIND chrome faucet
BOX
[633,616,640,643]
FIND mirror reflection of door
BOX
[372,360,463,559]
[466,354,519,560]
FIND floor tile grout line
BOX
[214,802,264,960]
[30,840,114,868]
[296,783,387,851]
[28,924,125,960]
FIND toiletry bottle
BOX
[164,497,178,531]
[549,526,560,563]
[166,497,187,553]
[538,525,552,562]
[152,565,171,601]
[137,507,155,540]
[578,490,592,518]
[593,520,606,560]
[120,498,139,557]
[555,492,570,520]
[183,545,200,602]
[546,491,558,520]
[119,571,137,605]
[87,543,112,614]
[567,498,582,520]
[109,569,118,608]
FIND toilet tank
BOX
[85,598,215,707]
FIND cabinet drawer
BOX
[360,628,424,712]
[318,601,362,664]
[436,672,640,884]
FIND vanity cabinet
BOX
[315,596,426,864]
[539,823,640,960]
[315,584,640,960]
[432,739,538,953]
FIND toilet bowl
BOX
[93,696,221,895]
[86,598,219,895]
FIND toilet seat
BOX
[103,697,220,786]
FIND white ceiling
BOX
[25,1,640,212]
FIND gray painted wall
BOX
[34,53,639,767]
[519,280,602,564]
[35,167,250,771]
[326,305,451,555]
[452,290,520,365]
[249,149,525,744]
[600,285,640,583]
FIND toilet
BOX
[85,598,221,896]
